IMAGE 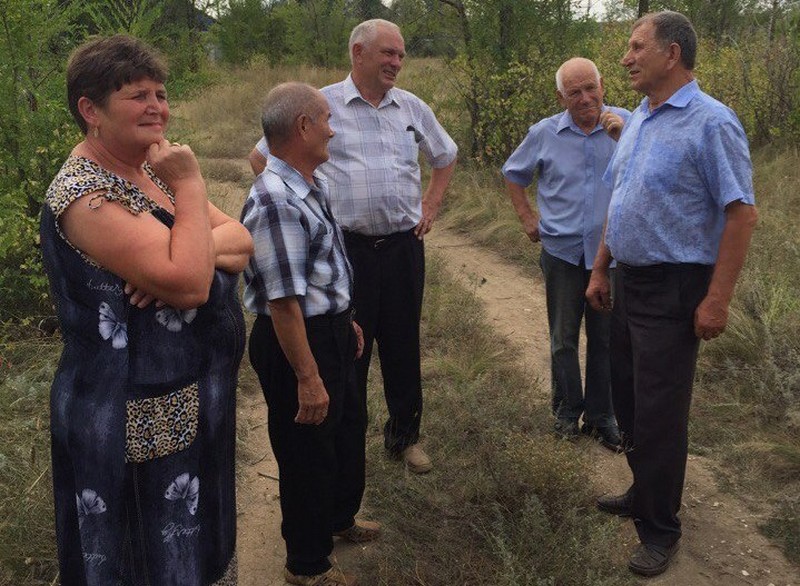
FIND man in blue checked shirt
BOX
[249,19,457,475]
[242,82,379,586]
[586,11,758,577]
[502,57,629,451]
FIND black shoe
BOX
[581,423,623,452]
[628,542,680,577]
[596,489,633,517]
[554,419,579,440]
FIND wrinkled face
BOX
[305,94,334,165]
[557,63,604,131]
[622,21,671,96]
[353,25,406,96]
[95,78,169,150]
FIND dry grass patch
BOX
[355,255,635,585]
[0,327,60,585]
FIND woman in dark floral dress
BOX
[40,35,253,585]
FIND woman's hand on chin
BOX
[146,139,204,192]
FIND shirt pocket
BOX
[393,125,420,169]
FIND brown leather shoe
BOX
[401,444,433,474]
[284,566,359,586]
[333,519,381,543]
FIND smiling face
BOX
[557,60,604,134]
[93,77,169,153]
[352,24,405,103]
[305,94,335,166]
[621,21,672,97]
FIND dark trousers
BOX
[249,311,366,576]
[343,229,424,453]
[540,249,614,426]
[611,263,712,548]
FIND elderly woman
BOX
[40,35,253,584]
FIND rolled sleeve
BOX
[417,102,458,169]
[502,125,541,187]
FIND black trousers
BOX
[343,229,425,453]
[249,311,366,576]
[611,263,712,548]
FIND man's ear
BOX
[556,90,567,109]
[352,42,364,63]
[296,113,310,141]
[666,42,682,70]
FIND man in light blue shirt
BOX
[503,57,629,450]
[586,12,757,577]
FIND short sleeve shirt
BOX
[502,106,630,268]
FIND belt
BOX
[304,307,355,329]
[618,262,712,275]
[343,228,415,250]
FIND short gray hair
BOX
[348,19,402,65]
[634,11,697,70]
[261,82,324,149]
[555,58,601,94]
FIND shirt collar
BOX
[342,74,399,108]
[556,106,608,135]
[640,79,699,113]
[266,156,327,200]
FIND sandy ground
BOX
[232,225,800,585]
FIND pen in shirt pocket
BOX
[406,125,423,143]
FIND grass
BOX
[356,255,635,585]
[0,325,60,585]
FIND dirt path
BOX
[427,227,799,586]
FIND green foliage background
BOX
[1,0,799,319]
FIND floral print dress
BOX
[41,156,243,585]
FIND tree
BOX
[212,0,290,64]
[435,0,597,161]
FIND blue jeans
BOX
[540,249,614,426]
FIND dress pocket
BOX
[125,382,199,463]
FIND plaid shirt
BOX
[241,156,353,317]
[256,75,457,236]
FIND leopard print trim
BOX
[44,155,175,266]
[212,554,238,585]
[125,383,199,463]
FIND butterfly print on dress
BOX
[98,302,127,349]
[155,307,198,332]
[164,473,200,515]
[76,489,107,528]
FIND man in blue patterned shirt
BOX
[242,82,379,586]
[250,19,457,474]
[503,57,629,451]
[586,11,758,577]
